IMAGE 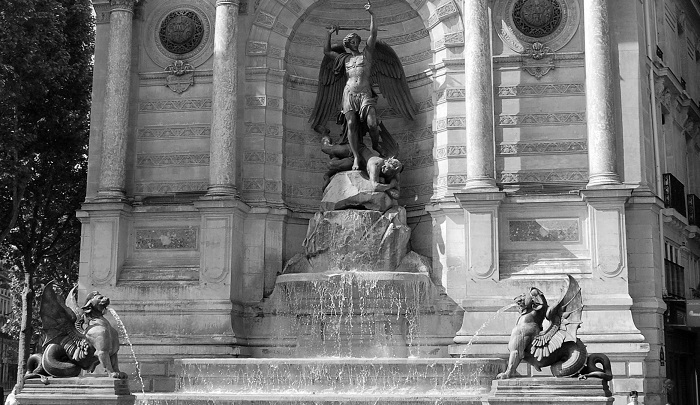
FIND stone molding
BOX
[435,117,466,131]
[241,178,282,193]
[654,67,700,140]
[497,140,587,155]
[243,151,283,165]
[134,181,208,194]
[427,0,459,29]
[498,112,586,126]
[497,83,585,97]
[284,183,324,199]
[435,145,466,159]
[110,0,135,12]
[434,31,464,50]
[138,69,213,88]
[139,98,212,112]
[244,122,282,138]
[136,153,210,167]
[245,96,283,110]
[289,29,430,48]
[143,0,215,69]
[137,125,211,140]
[435,88,465,104]
[303,10,419,28]
[499,169,588,184]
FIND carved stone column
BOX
[97,0,135,200]
[584,0,620,187]
[207,0,240,196]
[463,0,497,191]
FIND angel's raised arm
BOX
[324,25,341,59]
[365,2,377,50]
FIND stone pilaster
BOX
[97,0,135,200]
[208,0,240,196]
[463,0,497,191]
[451,191,505,348]
[584,0,621,188]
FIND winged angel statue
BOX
[24,281,126,382]
[497,275,613,381]
[309,1,417,192]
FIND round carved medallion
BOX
[493,0,579,54]
[144,0,214,69]
[159,10,204,55]
[512,0,562,38]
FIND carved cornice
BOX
[435,116,466,131]
[137,125,211,140]
[134,181,208,194]
[654,66,700,137]
[499,169,588,184]
[427,0,459,29]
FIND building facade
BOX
[79,0,700,403]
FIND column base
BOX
[586,173,621,188]
[206,184,238,197]
[463,177,499,191]
[96,188,127,201]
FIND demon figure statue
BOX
[24,281,127,382]
[496,275,613,381]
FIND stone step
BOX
[137,392,486,405]
[176,358,505,394]
[486,377,613,404]
[16,376,135,405]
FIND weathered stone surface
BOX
[303,207,410,272]
[320,171,395,212]
[395,251,431,273]
[281,253,311,274]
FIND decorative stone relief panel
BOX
[143,0,214,69]
[509,219,579,242]
[139,98,212,112]
[135,228,199,250]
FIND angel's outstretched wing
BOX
[40,282,90,362]
[530,275,583,361]
[309,45,347,133]
[371,41,417,121]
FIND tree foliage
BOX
[0,0,94,384]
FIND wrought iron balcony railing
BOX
[663,173,687,217]
[688,194,700,226]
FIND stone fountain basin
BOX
[273,272,434,313]
[175,358,505,394]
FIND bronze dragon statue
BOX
[24,281,127,382]
[497,275,612,381]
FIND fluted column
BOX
[463,0,497,190]
[97,0,135,200]
[207,0,240,197]
[584,0,620,188]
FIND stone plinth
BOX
[299,207,411,273]
[16,376,135,405]
[320,171,395,212]
[484,377,613,404]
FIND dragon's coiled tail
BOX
[41,344,82,378]
[550,340,588,377]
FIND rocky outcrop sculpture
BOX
[496,275,613,381]
[24,282,127,382]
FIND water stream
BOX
[108,307,146,397]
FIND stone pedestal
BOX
[485,378,613,404]
[15,377,135,405]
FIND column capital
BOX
[109,0,135,12]
[216,0,240,6]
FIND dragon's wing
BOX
[530,275,583,361]
[40,282,90,362]
[371,41,417,121]
[309,45,348,133]
[40,281,77,338]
